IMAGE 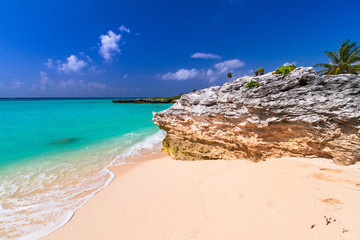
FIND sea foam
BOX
[0,130,166,239]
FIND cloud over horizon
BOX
[161,59,245,82]
[214,59,244,73]
[162,68,200,81]
[2,72,112,94]
[58,55,88,73]
[99,30,122,62]
[11,79,24,89]
[190,52,221,59]
[40,72,110,91]
[39,71,53,90]
[58,79,108,90]
[44,55,89,74]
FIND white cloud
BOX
[45,55,89,74]
[119,25,131,33]
[58,55,87,73]
[80,52,93,63]
[162,68,200,81]
[39,71,54,90]
[242,69,254,77]
[59,79,108,90]
[123,74,128,79]
[44,58,54,69]
[99,30,122,62]
[87,81,107,89]
[191,52,221,59]
[0,73,110,93]
[11,79,24,89]
[214,59,245,73]
[161,58,245,83]
[205,69,219,83]
[206,59,245,82]
[283,61,297,66]
[88,65,104,74]
[58,79,75,89]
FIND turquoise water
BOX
[0,99,170,239]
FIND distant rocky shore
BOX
[112,98,177,104]
[153,67,360,165]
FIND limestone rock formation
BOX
[153,67,360,165]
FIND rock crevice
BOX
[153,67,360,165]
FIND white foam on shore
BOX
[24,169,115,240]
[112,130,165,164]
[0,130,166,240]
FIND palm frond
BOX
[326,69,337,75]
[342,41,356,60]
[350,64,360,68]
[324,51,340,64]
[316,65,336,75]
[315,39,360,75]
[346,48,360,63]
[343,63,356,74]
[335,67,343,75]
[314,63,336,68]
[350,64,360,74]
[316,69,330,75]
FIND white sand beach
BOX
[42,155,360,240]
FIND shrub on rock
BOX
[273,65,296,75]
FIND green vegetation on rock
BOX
[254,68,265,76]
[245,79,262,88]
[272,65,296,75]
[150,94,182,101]
[227,72,232,79]
[314,39,360,75]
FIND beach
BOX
[0,99,172,239]
[42,154,360,240]
[2,1,360,239]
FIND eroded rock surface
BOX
[153,67,360,165]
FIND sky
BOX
[0,0,359,98]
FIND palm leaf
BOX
[315,39,360,75]
[324,51,340,64]
[346,47,360,64]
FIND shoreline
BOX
[0,129,167,240]
[0,99,172,239]
[42,155,360,240]
[34,150,167,240]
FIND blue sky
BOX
[0,0,359,97]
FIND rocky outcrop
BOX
[113,98,176,103]
[153,67,360,165]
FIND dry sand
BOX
[42,155,360,240]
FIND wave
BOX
[112,130,166,163]
[0,130,166,239]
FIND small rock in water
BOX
[51,138,78,144]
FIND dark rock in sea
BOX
[112,98,176,104]
[51,138,78,144]
[153,67,360,165]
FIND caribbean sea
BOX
[0,98,171,239]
